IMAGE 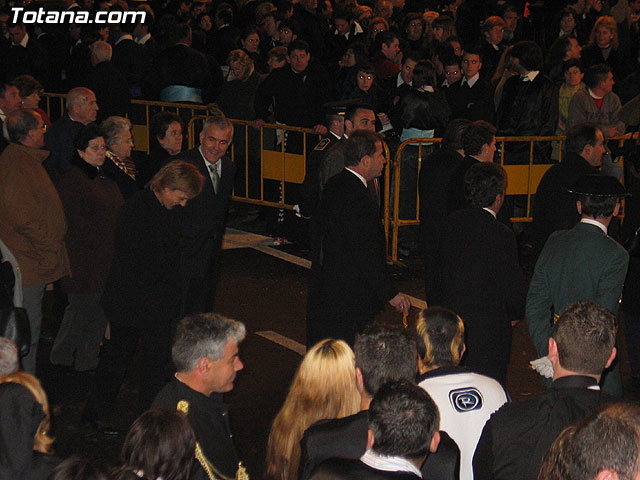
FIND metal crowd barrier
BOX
[42,94,636,261]
[389,133,635,262]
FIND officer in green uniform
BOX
[526,174,630,396]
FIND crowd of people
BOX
[3,0,640,479]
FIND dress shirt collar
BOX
[580,218,607,235]
[0,108,5,122]
[115,33,133,45]
[13,32,29,47]
[397,71,411,87]
[135,33,151,45]
[345,167,367,187]
[483,207,497,218]
[551,375,600,391]
[361,449,422,477]
[199,146,221,175]
[588,88,604,100]
[520,70,539,82]
[329,130,341,140]
[461,73,479,87]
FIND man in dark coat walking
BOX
[433,162,527,385]
[306,130,410,347]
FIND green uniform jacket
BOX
[526,221,629,358]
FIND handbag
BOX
[0,306,31,357]
[0,258,30,357]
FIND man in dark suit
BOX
[445,120,496,215]
[527,174,629,396]
[300,326,460,480]
[530,123,605,259]
[4,22,49,88]
[307,130,410,347]
[447,47,494,123]
[177,116,236,315]
[87,41,131,121]
[473,301,617,480]
[419,118,471,309]
[434,162,527,385]
[308,381,441,480]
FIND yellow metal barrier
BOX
[42,93,636,261]
[389,133,635,261]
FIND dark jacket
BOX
[446,75,495,123]
[176,148,236,315]
[530,151,601,257]
[100,188,182,329]
[254,64,333,127]
[300,411,460,480]
[473,376,614,480]
[432,208,527,384]
[497,73,559,163]
[152,377,241,480]
[87,61,131,121]
[57,157,124,293]
[44,112,85,183]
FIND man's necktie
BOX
[208,163,220,194]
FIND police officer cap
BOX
[322,101,349,117]
[568,174,630,197]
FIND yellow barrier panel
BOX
[389,133,634,262]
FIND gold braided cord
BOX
[175,400,249,480]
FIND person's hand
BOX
[253,118,266,130]
[389,292,411,314]
[313,124,328,135]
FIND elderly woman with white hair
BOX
[101,116,139,198]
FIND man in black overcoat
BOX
[177,116,236,315]
[433,162,527,385]
[306,130,410,347]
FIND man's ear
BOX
[613,202,621,217]
[429,431,440,453]
[548,337,559,362]
[196,357,210,375]
[605,347,617,369]
[576,200,582,215]
[595,470,619,480]
[366,429,375,450]
[356,367,365,394]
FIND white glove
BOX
[530,356,554,379]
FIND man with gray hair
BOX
[44,86,99,182]
[87,41,130,120]
[175,116,236,315]
[0,109,70,374]
[0,337,19,376]
[153,313,246,480]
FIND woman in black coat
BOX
[138,111,184,187]
[82,161,205,434]
[49,125,124,372]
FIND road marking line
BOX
[256,330,306,355]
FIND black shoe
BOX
[81,413,121,436]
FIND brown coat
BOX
[58,160,124,293]
[0,143,70,285]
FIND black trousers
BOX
[84,322,173,421]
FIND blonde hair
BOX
[415,307,465,374]
[148,160,205,198]
[265,339,360,480]
[0,372,54,454]
[589,16,618,50]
